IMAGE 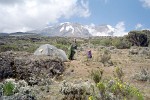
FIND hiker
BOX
[68,39,77,60]
[87,50,92,59]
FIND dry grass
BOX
[63,48,150,100]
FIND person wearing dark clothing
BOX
[68,39,77,60]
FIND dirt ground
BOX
[62,48,150,100]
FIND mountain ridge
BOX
[30,22,115,37]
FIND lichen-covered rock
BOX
[0,51,65,85]
[129,48,139,55]
[133,67,150,82]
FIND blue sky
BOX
[0,0,150,33]
[61,0,150,31]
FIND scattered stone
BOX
[133,67,150,82]
[129,48,138,55]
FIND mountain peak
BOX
[60,22,71,25]
[30,22,116,37]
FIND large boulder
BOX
[0,51,65,85]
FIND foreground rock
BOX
[0,51,65,85]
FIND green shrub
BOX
[100,38,112,46]
[90,37,112,46]
[91,39,101,45]
[90,69,103,84]
[88,96,96,100]
[100,49,111,66]
[0,44,18,52]
[113,66,124,82]
[54,43,69,53]
[3,82,15,96]
[90,78,144,100]
[112,38,131,49]
[89,68,144,100]
[55,38,70,45]
[25,45,39,53]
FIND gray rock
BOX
[133,67,150,82]
[129,48,138,55]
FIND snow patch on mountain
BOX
[60,22,70,25]
[60,26,64,32]
[29,22,127,37]
[66,25,74,34]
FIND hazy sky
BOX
[0,0,150,33]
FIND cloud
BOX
[0,0,90,33]
[135,23,143,29]
[114,21,128,36]
[140,0,150,8]
[0,0,22,5]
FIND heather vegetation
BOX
[89,67,144,100]
[0,30,150,100]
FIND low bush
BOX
[0,44,18,52]
[90,69,103,84]
[112,38,131,49]
[100,38,112,47]
[100,49,112,66]
[89,68,144,100]
[126,30,148,47]
[3,81,15,96]
[133,67,150,82]
[113,66,124,82]
[54,43,69,53]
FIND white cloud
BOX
[0,0,90,33]
[140,0,150,8]
[135,23,143,29]
[114,21,128,36]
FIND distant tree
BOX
[126,31,148,47]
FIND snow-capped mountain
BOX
[31,22,91,37]
[30,22,116,37]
